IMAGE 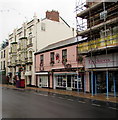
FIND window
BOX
[40,55,44,64]
[41,23,46,31]
[62,49,67,64]
[112,26,118,35]
[4,50,5,58]
[1,51,2,58]
[1,62,2,70]
[29,37,32,44]
[50,52,55,65]
[56,75,66,87]
[3,61,5,70]
[29,66,32,71]
[100,29,111,38]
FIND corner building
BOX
[76,1,118,97]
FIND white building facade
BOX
[7,10,75,86]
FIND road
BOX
[2,87,117,118]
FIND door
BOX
[67,75,71,87]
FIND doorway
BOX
[67,75,71,87]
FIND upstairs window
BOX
[4,50,5,58]
[1,62,2,70]
[40,55,44,65]
[1,51,3,58]
[3,61,5,70]
[29,37,32,44]
[50,52,55,65]
[100,29,111,38]
[112,26,118,35]
[62,49,67,64]
[41,23,46,31]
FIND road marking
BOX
[78,101,86,103]
[39,93,48,96]
[92,104,101,107]
[58,97,64,99]
[51,95,55,97]
[67,99,74,101]
[43,94,48,96]
[108,107,118,110]
[34,93,48,97]
[50,100,62,105]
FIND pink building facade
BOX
[35,37,90,92]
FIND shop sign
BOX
[85,53,118,68]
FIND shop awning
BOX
[35,72,48,75]
[54,73,77,76]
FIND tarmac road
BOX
[2,87,117,118]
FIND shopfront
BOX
[35,72,49,88]
[54,72,84,91]
[86,53,118,97]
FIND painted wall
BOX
[35,44,83,72]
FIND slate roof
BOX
[35,36,83,55]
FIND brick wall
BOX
[46,10,59,22]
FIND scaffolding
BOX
[76,0,118,97]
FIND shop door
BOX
[67,75,71,87]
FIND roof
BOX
[35,37,82,55]
[42,16,70,28]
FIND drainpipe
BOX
[84,72,86,94]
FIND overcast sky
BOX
[0,0,85,43]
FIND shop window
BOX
[56,75,66,87]
[72,75,77,89]
[96,72,106,93]
[39,76,48,87]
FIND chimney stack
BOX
[46,10,59,22]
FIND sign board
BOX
[85,53,118,68]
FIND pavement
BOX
[1,84,118,108]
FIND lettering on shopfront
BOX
[88,58,112,64]
[85,53,118,68]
